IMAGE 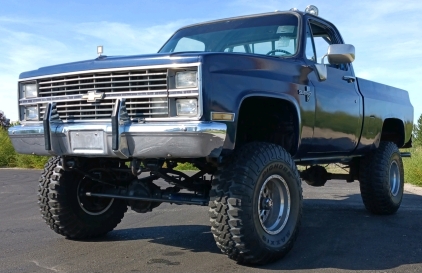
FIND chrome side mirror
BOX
[315,44,355,81]
[325,44,355,64]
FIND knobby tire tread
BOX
[359,141,403,215]
[38,156,127,239]
[209,142,302,264]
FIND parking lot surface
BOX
[0,169,421,273]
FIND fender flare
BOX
[233,91,302,152]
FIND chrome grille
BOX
[37,68,169,121]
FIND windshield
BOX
[159,13,299,57]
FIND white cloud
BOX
[0,24,76,120]
[0,30,68,69]
[73,20,192,55]
[0,16,51,25]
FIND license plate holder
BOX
[70,131,105,154]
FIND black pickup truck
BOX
[9,6,413,265]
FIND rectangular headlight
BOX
[25,106,39,121]
[176,99,198,116]
[23,82,38,98]
[175,71,197,89]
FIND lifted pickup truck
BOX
[9,5,413,265]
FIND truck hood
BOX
[19,52,202,79]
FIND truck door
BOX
[305,19,363,154]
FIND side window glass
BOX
[313,36,331,64]
[305,32,316,62]
[224,45,248,53]
[232,45,247,53]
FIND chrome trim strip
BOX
[20,94,85,105]
[198,64,203,119]
[36,116,201,123]
[19,62,202,81]
[142,117,202,122]
[168,88,199,92]
[19,91,169,105]
[168,89,199,97]
[19,116,200,125]
[104,91,168,99]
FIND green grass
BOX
[174,162,198,171]
[403,147,422,186]
[0,129,49,169]
[0,128,17,167]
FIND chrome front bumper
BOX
[8,121,227,159]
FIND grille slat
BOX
[59,108,113,113]
[61,113,112,118]
[127,106,168,110]
[37,68,170,121]
[56,102,115,108]
[125,100,168,105]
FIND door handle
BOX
[343,76,356,83]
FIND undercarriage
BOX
[61,156,215,213]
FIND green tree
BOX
[413,114,422,147]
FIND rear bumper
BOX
[8,121,227,159]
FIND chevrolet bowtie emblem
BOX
[82,90,105,102]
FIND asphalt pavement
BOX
[0,169,421,273]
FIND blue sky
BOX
[1,0,421,122]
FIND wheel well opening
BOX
[235,97,299,155]
[380,118,405,147]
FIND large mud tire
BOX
[359,142,404,215]
[38,156,127,239]
[209,142,302,265]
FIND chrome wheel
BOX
[389,160,401,197]
[258,175,291,235]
